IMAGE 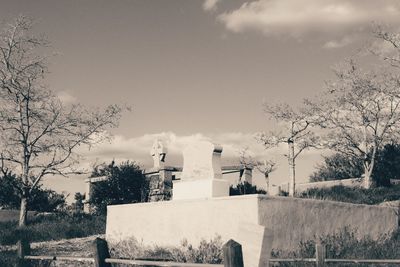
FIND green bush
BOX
[300,184,400,205]
[0,213,106,245]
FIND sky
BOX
[2,0,400,202]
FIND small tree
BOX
[238,147,275,193]
[258,102,320,196]
[90,161,149,214]
[0,16,124,226]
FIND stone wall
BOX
[106,195,398,251]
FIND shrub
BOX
[90,161,149,215]
[109,235,223,264]
[300,184,400,205]
[272,228,400,267]
[230,182,266,196]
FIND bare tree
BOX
[238,147,276,192]
[371,24,400,69]
[310,59,400,188]
[257,102,320,196]
[0,16,125,226]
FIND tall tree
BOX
[311,60,400,188]
[0,16,124,226]
[258,102,320,196]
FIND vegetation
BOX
[309,153,363,183]
[258,102,320,196]
[300,184,400,205]
[0,16,124,227]
[89,161,149,214]
[0,172,67,212]
[229,181,266,196]
[0,213,105,246]
[110,235,223,264]
[273,228,400,267]
[310,143,400,187]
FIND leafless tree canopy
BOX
[310,58,400,188]
[0,16,124,225]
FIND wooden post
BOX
[93,238,111,267]
[315,241,326,267]
[223,239,244,267]
[16,238,31,267]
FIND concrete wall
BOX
[106,195,398,251]
[257,196,398,249]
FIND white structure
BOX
[173,140,230,200]
[151,139,168,169]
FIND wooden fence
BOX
[270,242,400,266]
[17,237,242,267]
[16,238,400,267]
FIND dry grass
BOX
[0,235,102,267]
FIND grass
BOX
[3,228,400,267]
[0,209,38,222]
[272,227,400,267]
[0,235,223,267]
[0,212,106,246]
[0,235,100,267]
[109,235,223,264]
[299,184,400,205]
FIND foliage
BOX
[309,153,364,182]
[0,213,105,245]
[0,172,67,212]
[109,235,223,264]
[300,185,400,205]
[90,161,149,214]
[229,182,266,196]
[373,143,400,186]
[310,144,400,186]
[70,192,85,213]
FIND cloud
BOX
[57,91,77,104]
[203,0,221,12]
[76,131,323,172]
[323,36,354,49]
[218,0,400,38]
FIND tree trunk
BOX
[265,173,270,194]
[288,139,295,197]
[19,195,28,227]
[363,161,374,189]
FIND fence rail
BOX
[17,238,242,267]
[17,237,400,267]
